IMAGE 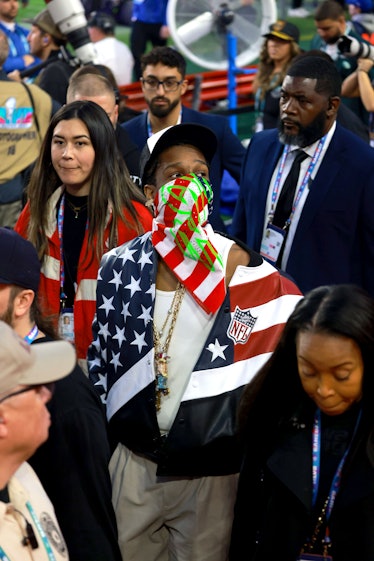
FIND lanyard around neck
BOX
[23,324,38,345]
[270,135,327,227]
[312,407,362,520]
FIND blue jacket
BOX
[132,0,168,25]
[0,21,36,73]
[122,106,246,232]
[231,125,374,296]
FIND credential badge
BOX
[227,306,257,344]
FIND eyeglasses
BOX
[0,383,55,405]
[141,77,184,92]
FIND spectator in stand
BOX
[130,0,169,80]
[87,11,134,86]
[0,0,38,73]
[14,101,152,371]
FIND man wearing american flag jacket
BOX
[88,123,303,561]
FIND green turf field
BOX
[18,1,333,140]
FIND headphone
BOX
[42,36,49,45]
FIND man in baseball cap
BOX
[0,319,75,560]
[0,320,75,397]
[0,227,122,561]
[88,121,302,561]
[21,8,74,105]
[25,8,66,44]
[348,0,374,13]
[347,0,374,37]
[87,11,134,85]
[0,227,40,293]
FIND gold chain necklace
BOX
[153,282,185,411]
[65,197,88,219]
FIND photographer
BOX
[311,0,371,124]
[8,8,76,105]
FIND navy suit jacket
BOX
[231,125,374,296]
[122,105,245,232]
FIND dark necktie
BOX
[272,149,308,229]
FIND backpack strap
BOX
[21,82,41,142]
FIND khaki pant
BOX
[110,443,239,561]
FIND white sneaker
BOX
[287,7,310,17]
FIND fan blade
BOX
[228,12,261,46]
[177,11,214,44]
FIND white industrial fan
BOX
[167,0,277,131]
[166,0,277,71]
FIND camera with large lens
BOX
[46,0,98,65]
[338,35,374,60]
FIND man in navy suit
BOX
[231,54,374,296]
[121,46,245,232]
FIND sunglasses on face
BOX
[0,383,55,405]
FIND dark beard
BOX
[0,301,14,327]
[278,110,327,148]
[148,97,180,118]
[325,33,341,45]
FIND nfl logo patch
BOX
[227,306,257,344]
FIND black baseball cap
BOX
[263,20,300,43]
[140,123,218,185]
[0,228,40,293]
[87,11,116,33]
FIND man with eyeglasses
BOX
[0,227,123,561]
[122,45,246,233]
[0,318,75,559]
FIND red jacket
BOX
[15,187,152,367]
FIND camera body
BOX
[45,0,98,65]
[338,35,374,61]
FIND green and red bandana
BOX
[152,174,226,314]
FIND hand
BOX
[357,58,374,73]
[23,54,36,67]
[159,25,170,40]
[7,70,22,82]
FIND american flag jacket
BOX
[88,232,302,476]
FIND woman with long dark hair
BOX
[230,284,374,560]
[15,100,152,369]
